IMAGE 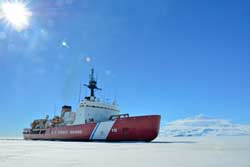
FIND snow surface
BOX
[161,114,250,137]
[0,136,250,167]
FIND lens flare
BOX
[0,1,32,31]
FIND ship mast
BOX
[84,68,101,100]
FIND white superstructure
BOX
[73,99,120,125]
[61,68,120,125]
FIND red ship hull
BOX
[23,115,161,142]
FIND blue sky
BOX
[0,0,250,136]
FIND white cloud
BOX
[161,114,250,137]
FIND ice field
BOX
[0,136,249,167]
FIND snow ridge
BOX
[161,114,250,137]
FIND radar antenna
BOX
[84,68,101,100]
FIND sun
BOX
[0,1,32,31]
